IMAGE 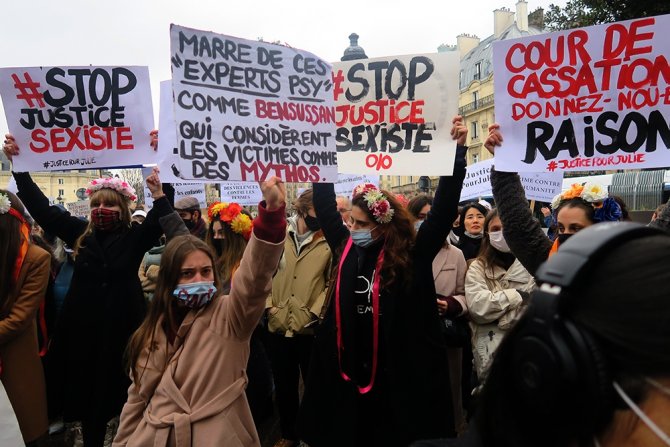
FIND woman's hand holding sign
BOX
[451,115,468,146]
[484,123,503,156]
[2,134,19,161]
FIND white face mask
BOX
[488,230,511,253]
[606,380,670,446]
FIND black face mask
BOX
[183,218,195,230]
[304,215,321,231]
[557,233,573,245]
[211,238,223,256]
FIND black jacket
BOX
[14,172,172,422]
[490,168,552,276]
[455,233,483,261]
[298,146,468,447]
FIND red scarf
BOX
[335,237,384,394]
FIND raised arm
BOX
[415,116,468,262]
[313,182,349,253]
[136,168,182,253]
[486,125,552,276]
[220,177,287,340]
[12,171,87,247]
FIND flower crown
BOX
[86,178,137,201]
[352,183,394,224]
[550,182,608,210]
[0,192,11,215]
[550,182,621,223]
[207,201,253,240]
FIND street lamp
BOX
[418,176,431,194]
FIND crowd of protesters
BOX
[1,114,670,447]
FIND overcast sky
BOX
[0,0,565,133]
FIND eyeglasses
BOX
[337,208,351,214]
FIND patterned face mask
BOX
[91,208,121,232]
[172,281,217,309]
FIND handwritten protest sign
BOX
[460,159,495,201]
[219,181,262,206]
[461,159,563,202]
[155,80,183,183]
[332,52,459,176]
[141,167,207,209]
[493,15,670,173]
[169,25,338,183]
[0,66,154,172]
[66,200,90,218]
[334,174,379,197]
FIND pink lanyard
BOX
[334,237,384,394]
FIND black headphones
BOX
[509,222,665,441]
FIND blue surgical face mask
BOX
[414,220,424,232]
[351,226,378,248]
[172,281,217,309]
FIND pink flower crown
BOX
[86,178,137,201]
[352,183,395,224]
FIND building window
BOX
[58,178,64,184]
[459,70,464,87]
[474,62,482,80]
[471,121,479,140]
[58,189,65,197]
[472,153,480,164]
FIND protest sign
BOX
[219,181,262,206]
[460,159,563,202]
[519,171,564,202]
[141,167,207,209]
[66,200,90,218]
[493,15,670,173]
[155,80,183,183]
[334,174,379,197]
[460,159,495,201]
[4,176,18,194]
[169,25,338,183]
[332,52,459,176]
[0,66,155,172]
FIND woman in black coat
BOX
[297,118,468,447]
[4,136,173,446]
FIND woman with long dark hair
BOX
[114,177,286,446]
[205,201,253,293]
[456,202,488,261]
[465,209,534,379]
[0,189,50,446]
[298,117,469,446]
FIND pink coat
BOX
[432,245,468,315]
[113,234,284,447]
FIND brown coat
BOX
[113,233,284,447]
[0,244,50,442]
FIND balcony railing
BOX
[458,94,495,116]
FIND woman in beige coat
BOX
[0,189,50,446]
[113,178,287,447]
[465,209,535,380]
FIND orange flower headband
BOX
[207,201,253,240]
